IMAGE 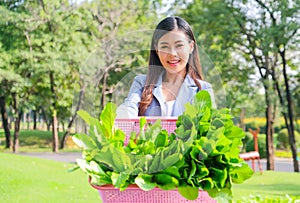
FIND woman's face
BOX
[156,29,194,75]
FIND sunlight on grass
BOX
[0,153,101,203]
[233,171,300,201]
[1,152,300,202]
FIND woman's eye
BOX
[160,46,169,49]
[176,44,184,48]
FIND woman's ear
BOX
[189,41,195,54]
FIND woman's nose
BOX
[168,47,177,56]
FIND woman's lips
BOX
[168,59,180,66]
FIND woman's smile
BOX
[156,30,194,75]
[168,59,181,66]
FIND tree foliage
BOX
[180,0,300,171]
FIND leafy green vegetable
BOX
[71,91,253,201]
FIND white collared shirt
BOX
[161,100,176,116]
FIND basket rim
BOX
[88,178,207,192]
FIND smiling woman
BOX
[116,16,216,118]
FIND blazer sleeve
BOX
[116,75,146,118]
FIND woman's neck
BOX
[163,70,186,85]
[162,70,186,102]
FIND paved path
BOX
[19,152,82,163]
[17,152,299,172]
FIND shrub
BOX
[277,128,300,150]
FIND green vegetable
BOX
[71,91,253,201]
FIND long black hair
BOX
[138,16,203,116]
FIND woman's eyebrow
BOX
[175,40,184,43]
[158,41,169,45]
[158,40,184,45]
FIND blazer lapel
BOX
[152,74,164,115]
[172,75,198,115]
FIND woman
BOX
[117,16,215,118]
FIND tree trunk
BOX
[279,49,299,172]
[26,112,30,130]
[264,88,275,170]
[33,110,37,130]
[60,83,86,149]
[51,111,59,152]
[273,83,299,172]
[50,72,59,152]
[12,93,22,153]
[0,96,11,148]
[13,111,22,153]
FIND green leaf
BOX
[135,174,156,191]
[200,177,214,190]
[93,145,132,172]
[178,185,199,200]
[139,117,147,140]
[155,173,179,190]
[77,110,107,143]
[161,153,182,169]
[184,103,197,118]
[160,166,181,179]
[187,160,197,183]
[195,164,209,179]
[229,162,253,183]
[149,150,163,173]
[211,167,228,188]
[154,130,168,148]
[144,119,162,141]
[72,133,97,149]
[90,173,112,186]
[225,126,245,139]
[194,90,212,111]
[111,172,130,189]
[77,110,92,125]
[206,184,232,202]
[100,102,117,139]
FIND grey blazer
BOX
[116,73,216,118]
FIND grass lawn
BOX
[1,129,300,202]
[0,153,101,203]
[1,152,300,203]
[232,171,300,202]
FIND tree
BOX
[0,1,33,152]
[180,0,300,171]
[258,0,300,172]
[77,0,160,114]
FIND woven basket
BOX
[90,118,217,202]
[90,183,217,203]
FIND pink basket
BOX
[90,118,217,202]
[90,184,217,203]
[115,117,178,145]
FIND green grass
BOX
[1,129,300,202]
[0,153,101,203]
[1,152,300,203]
[232,171,300,201]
